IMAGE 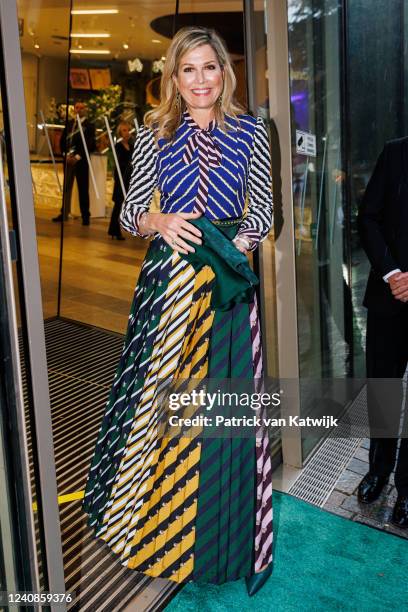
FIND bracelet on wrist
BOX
[139,212,154,235]
[233,236,251,250]
[139,212,148,229]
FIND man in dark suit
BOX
[358,137,408,528]
[53,101,96,225]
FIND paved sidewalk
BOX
[323,438,408,539]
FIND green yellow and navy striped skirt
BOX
[82,218,273,584]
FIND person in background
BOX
[108,121,134,240]
[53,101,96,226]
[358,137,408,528]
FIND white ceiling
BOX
[17,0,243,61]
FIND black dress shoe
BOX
[52,214,63,222]
[245,564,272,596]
[391,495,408,528]
[357,473,388,504]
[110,233,125,240]
[82,217,90,226]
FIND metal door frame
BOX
[0,0,66,605]
[264,0,303,471]
[244,0,303,471]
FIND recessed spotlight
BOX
[71,33,111,38]
[34,43,40,49]
[123,43,129,49]
[161,56,166,61]
[69,49,111,54]
[152,39,161,44]
[71,9,119,15]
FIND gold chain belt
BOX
[212,217,243,227]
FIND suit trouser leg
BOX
[74,161,90,221]
[108,198,123,236]
[394,438,408,495]
[366,309,408,491]
[60,163,74,219]
[394,393,408,494]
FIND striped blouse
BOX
[120,112,273,250]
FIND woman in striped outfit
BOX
[83,26,273,597]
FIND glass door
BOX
[287,0,348,459]
[0,153,38,604]
[0,0,65,605]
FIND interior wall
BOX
[37,55,69,156]
[21,53,68,155]
[21,53,38,151]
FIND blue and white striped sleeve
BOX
[236,116,273,250]
[120,125,158,238]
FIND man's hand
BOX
[66,153,79,167]
[389,272,408,302]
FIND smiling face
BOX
[173,43,224,114]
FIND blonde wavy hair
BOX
[144,26,245,141]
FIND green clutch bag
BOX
[182,216,259,311]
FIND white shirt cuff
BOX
[383,269,401,282]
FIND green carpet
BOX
[165,491,407,611]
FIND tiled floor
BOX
[323,438,408,539]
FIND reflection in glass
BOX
[0,28,44,592]
[18,0,71,319]
[0,106,23,599]
[347,0,407,377]
[58,1,182,332]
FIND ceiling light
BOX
[34,43,40,49]
[151,39,161,44]
[123,43,129,49]
[71,9,119,15]
[71,33,111,38]
[69,49,111,54]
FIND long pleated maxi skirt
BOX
[83,231,273,585]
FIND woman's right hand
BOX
[142,211,202,254]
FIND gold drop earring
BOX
[218,73,225,106]
[218,78,225,106]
